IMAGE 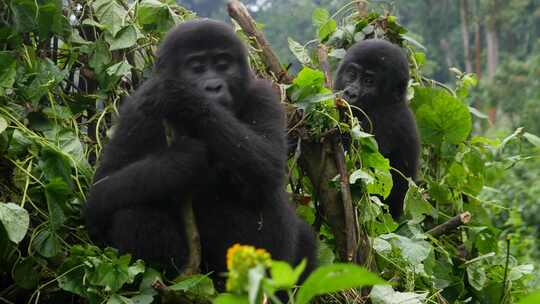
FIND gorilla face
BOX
[155,20,250,113]
[336,61,379,108]
[179,49,241,109]
[334,39,409,110]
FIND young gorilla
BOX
[85,20,316,285]
[334,39,420,219]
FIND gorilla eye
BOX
[345,67,357,80]
[363,76,375,86]
[187,59,205,74]
[214,54,233,71]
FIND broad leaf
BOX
[312,7,330,27]
[296,264,386,304]
[109,26,138,51]
[288,37,312,66]
[0,202,30,243]
[413,87,472,145]
[371,285,427,304]
[93,0,127,36]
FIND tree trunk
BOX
[474,17,482,79]
[485,0,500,123]
[459,0,472,73]
[439,38,454,69]
[485,25,499,80]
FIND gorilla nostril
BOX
[205,82,223,93]
[344,89,357,100]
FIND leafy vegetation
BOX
[0,0,539,303]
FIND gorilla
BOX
[85,19,316,286]
[334,39,420,219]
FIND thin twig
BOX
[427,212,471,237]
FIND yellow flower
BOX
[225,244,272,293]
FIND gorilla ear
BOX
[392,82,407,103]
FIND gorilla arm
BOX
[199,80,286,189]
[85,97,208,238]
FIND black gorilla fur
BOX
[85,19,317,285]
[334,39,420,219]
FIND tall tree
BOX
[460,0,473,73]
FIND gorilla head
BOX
[334,39,409,110]
[155,20,250,112]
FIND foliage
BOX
[0,0,539,304]
[284,4,540,304]
[215,244,385,304]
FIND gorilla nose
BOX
[204,80,223,93]
[344,88,358,101]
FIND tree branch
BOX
[162,121,201,276]
[227,0,292,83]
[427,212,471,237]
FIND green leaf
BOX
[318,19,337,42]
[524,132,540,147]
[38,0,70,37]
[328,48,347,59]
[288,37,312,66]
[0,116,7,134]
[269,260,306,289]
[57,264,86,296]
[128,260,145,281]
[33,229,62,257]
[22,58,68,104]
[413,51,426,66]
[509,264,534,281]
[13,257,40,289]
[106,61,133,78]
[247,265,265,304]
[296,264,386,304]
[404,184,433,224]
[169,274,214,296]
[366,169,393,198]
[214,294,249,304]
[109,25,138,51]
[39,146,72,186]
[82,18,106,29]
[466,263,486,291]
[107,294,133,304]
[373,238,392,254]
[370,285,427,304]
[136,0,175,33]
[468,106,488,119]
[316,242,335,266]
[350,169,373,185]
[7,130,33,157]
[412,87,472,145]
[0,202,30,243]
[379,233,431,265]
[43,106,73,120]
[90,254,132,292]
[69,29,91,45]
[9,0,38,33]
[44,127,87,162]
[44,178,71,230]
[0,52,17,95]
[89,40,112,72]
[93,0,127,36]
[293,67,325,88]
[312,7,330,27]
[519,290,540,304]
[131,294,154,304]
[296,92,334,111]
